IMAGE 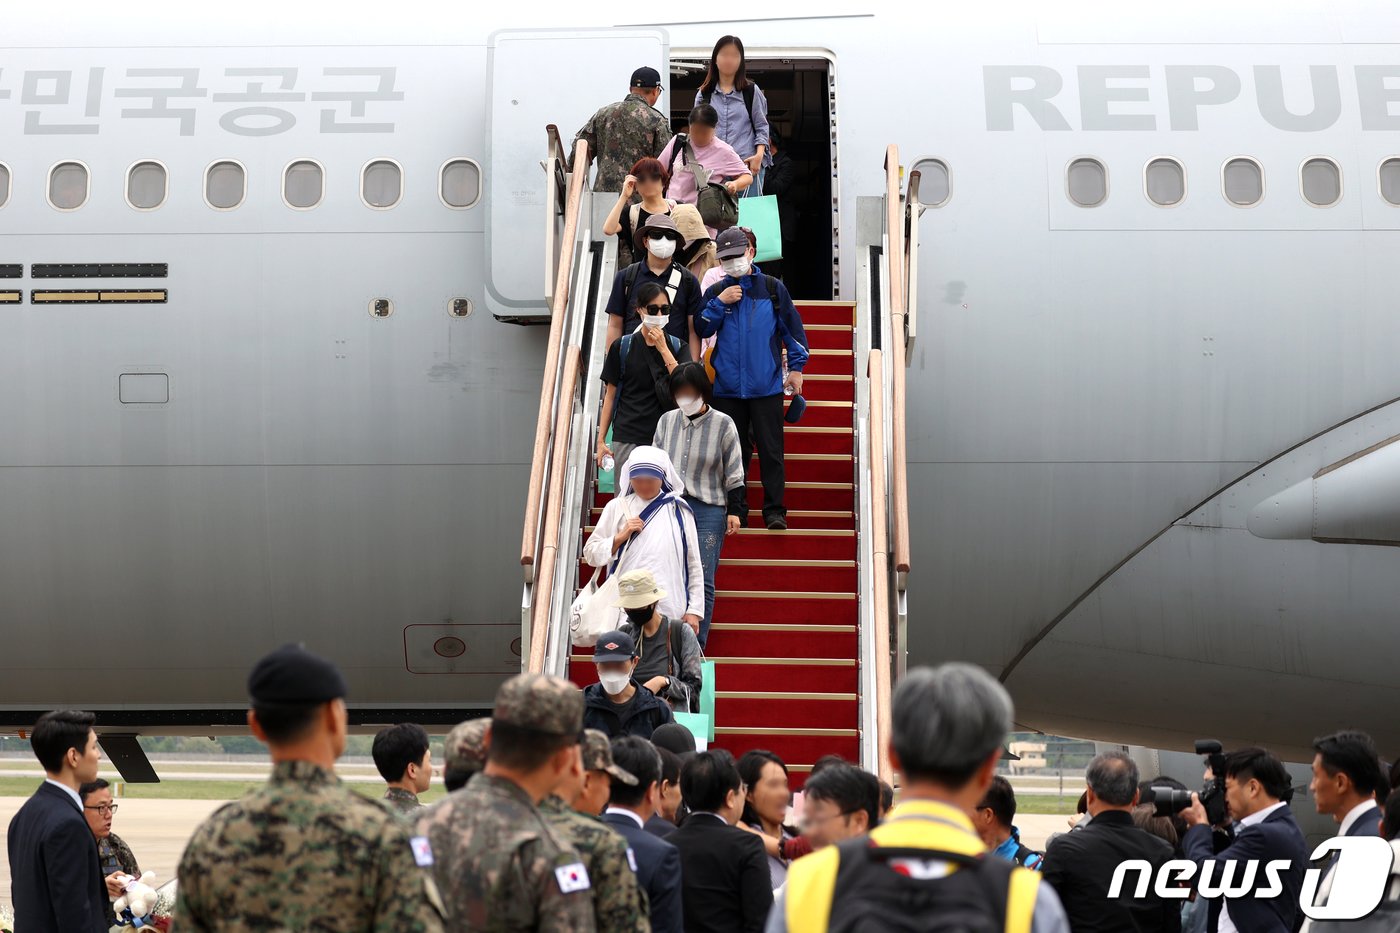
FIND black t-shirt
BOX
[601,331,693,444]
[605,261,702,346]
[633,620,675,683]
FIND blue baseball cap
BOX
[593,631,637,663]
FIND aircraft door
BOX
[485,28,670,321]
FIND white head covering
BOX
[622,445,687,503]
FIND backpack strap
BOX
[665,616,679,677]
[666,134,686,178]
[619,333,633,384]
[1006,868,1039,933]
[699,84,757,128]
[664,265,682,304]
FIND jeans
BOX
[744,165,767,198]
[686,496,726,649]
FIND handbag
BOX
[679,138,740,231]
[737,194,783,262]
[570,534,633,647]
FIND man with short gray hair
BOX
[1041,751,1181,933]
[770,663,1069,933]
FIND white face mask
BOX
[641,315,666,329]
[722,256,751,277]
[676,395,703,416]
[647,237,677,259]
[598,671,632,695]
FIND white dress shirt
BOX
[44,777,83,812]
[1218,801,1288,933]
[605,806,646,829]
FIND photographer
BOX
[1182,747,1309,933]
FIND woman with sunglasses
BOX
[603,156,675,268]
[597,281,693,480]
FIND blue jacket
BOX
[1182,803,1310,933]
[696,272,809,399]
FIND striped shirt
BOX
[653,406,746,510]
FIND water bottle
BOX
[784,384,795,397]
[602,454,615,472]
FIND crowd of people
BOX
[7,644,1400,931]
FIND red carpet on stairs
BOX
[570,301,862,786]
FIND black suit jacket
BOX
[1043,808,1182,933]
[6,781,109,933]
[666,812,772,933]
[1183,803,1309,933]
[646,813,678,838]
[602,810,684,933]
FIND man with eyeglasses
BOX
[79,778,140,926]
[800,764,880,851]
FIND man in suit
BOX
[1042,751,1181,933]
[7,709,120,933]
[1183,746,1310,933]
[666,748,772,933]
[1303,730,1387,921]
[605,736,684,933]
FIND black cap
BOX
[593,631,637,663]
[631,67,662,89]
[247,644,348,704]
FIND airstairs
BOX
[520,129,917,786]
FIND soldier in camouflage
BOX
[415,674,596,932]
[373,722,433,818]
[573,67,673,196]
[442,717,490,792]
[173,644,446,932]
[539,730,650,933]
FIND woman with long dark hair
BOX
[738,749,796,888]
[695,35,771,197]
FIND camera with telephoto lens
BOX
[1142,739,1229,824]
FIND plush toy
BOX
[113,871,159,927]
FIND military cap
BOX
[630,66,662,89]
[493,673,584,736]
[247,644,347,704]
[444,717,490,775]
[581,729,637,785]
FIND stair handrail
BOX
[522,136,589,574]
[904,168,921,364]
[866,348,895,786]
[882,145,911,579]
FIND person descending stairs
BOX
[574,296,859,785]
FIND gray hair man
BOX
[1041,751,1181,933]
[768,663,1068,933]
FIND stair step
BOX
[804,325,855,350]
[715,694,858,729]
[719,528,855,560]
[801,348,854,378]
[585,509,855,533]
[706,624,857,658]
[783,427,854,455]
[743,482,853,512]
[715,560,856,592]
[784,399,853,429]
[713,592,857,625]
[705,657,858,692]
[799,374,855,402]
[709,731,861,772]
[748,454,851,484]
[793,302,856,327]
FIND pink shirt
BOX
[658,135,750,206]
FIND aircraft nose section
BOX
[1246,478,1314,540]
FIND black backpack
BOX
[824,842,1017,933]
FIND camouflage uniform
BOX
[383,786,423,816]
[98,832,140,927]
[415,674,595,932]
[573,94,672,196]
[443,717,490,779]
[173,760,446,932]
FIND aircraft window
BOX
[205,160,246,210]
[1222,158,1264,207]
[0,163,9,208]
[1381,159,1400,206]
[911,159,950,207]
[440,158,481,209]
[1144,158,1185,207]
[1066,158,1106,207]
[1300,158,1341,207]
[362,159,402,209]
[283,159,324,210]
[126,161,168,211]
[47,161,89,211]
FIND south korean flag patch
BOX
[409,836,435,867]
[555,862,592,894]
[626,848,638,872]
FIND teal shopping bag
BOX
[738,195,783,263]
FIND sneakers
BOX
[765,515,788,531]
